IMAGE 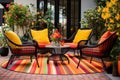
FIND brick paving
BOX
[0,53,112,80]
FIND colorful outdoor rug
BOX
[1,54,104,74]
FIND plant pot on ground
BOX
[0,47,9,56]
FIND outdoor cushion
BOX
[65,43,77,48]
[99,31,115,43]
[73,29,92,43]
[38,43,50,48]
[12,46,35,54]
[30,28,50,44]
[5,31,22,48]
[81,47,105,57]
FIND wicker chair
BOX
[65,28,93,55]
[77,31,118,70]
[29,26,51,54]
[2,27,39,68]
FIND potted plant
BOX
[0,27,9,56]
[98,0,120,76]
[3,2,34,38]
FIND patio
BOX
[0,0,120,80]
[0,51,117,80]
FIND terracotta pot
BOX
[117,56,120,76]
[118,60,120,76]
[105,61,113,74]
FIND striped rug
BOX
[1,53,104,74]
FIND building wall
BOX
[81,0,96,27]
[14,0,37,14]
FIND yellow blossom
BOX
[97,6,101,12]
[109,18,114,23]
[115,13,120,21]
[107,27,112,31]
[117,24,120,28]
[116,32,119,35]
[102,7,109,13]
[32,21,34,26]
[104,23,107,27]
[106,1,112,7]
[111,0,117,5]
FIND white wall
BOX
[81,0,96,27]
[81,0,96,18]
[14,0,37,14]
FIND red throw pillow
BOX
[99,31,114,43]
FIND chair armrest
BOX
[78,43,100,49]
[64,32,76,42]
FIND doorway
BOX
[37,0,81,39]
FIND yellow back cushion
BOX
[31,28,50,44]
[5,31,22,48]
[73,29,92,43]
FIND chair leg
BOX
[73,49,75,55]
[77,50,80,56]
[30,56,32,62]
[77,50,82,68]
[90,57,93,63]
[35,54,39,67]
[101,58,107,71]
[6,55,14,68]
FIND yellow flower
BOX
[102,7,109,13]
[109,18,114,23]
[107,27,112,31]
[97,6,101,12]
[32,21,34,26]
[117,24,120,28]
[101,13,106,19]
[116,32,119,35]
[111,0,117,5]
[104,23,107,27]
[105,12,111,19]
[115,13,120,21]
[106,1,112,7]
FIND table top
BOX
[46,44,70,48]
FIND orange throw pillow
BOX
[99,31,115,43]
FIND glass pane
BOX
[59,0,67,39]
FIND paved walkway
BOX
[0,53,114,80]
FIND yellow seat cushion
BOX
[31,28,50,44]
[5,31,22,48]
[73,29,92,43]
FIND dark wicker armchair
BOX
[2,27,39,68]
[77,31,118,70]
[65,28,93,54]
[29,27,51,54]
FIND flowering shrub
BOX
[3,2,34,29]
[98,0,120,39]
[50,29,62,43]
[97,0,120,62]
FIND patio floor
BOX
[0,52,119,80]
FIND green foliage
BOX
[94,0,107,7]
[4,2,34,30]
[0,26,11,47]
[81,8,106,40]
[110,39,120,61]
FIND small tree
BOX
[81,8,106,41]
